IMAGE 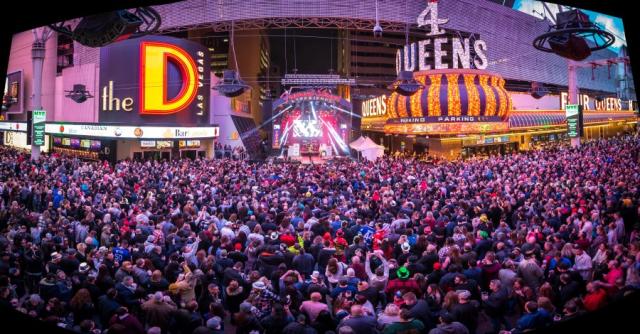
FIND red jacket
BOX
[583,289,607,312]
[385,278,421,297]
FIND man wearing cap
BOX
[451,290,479,334]
[250,280,281,318]
[385,266,421,298]
[517,249,544,291]
[46,252,63,275]
[141,292,177,331]
[474,230,493,261]
[60,248,80,276]
[306,271,329,298]
[206,316,224,334]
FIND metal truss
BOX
[159,17,415,34]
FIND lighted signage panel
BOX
[565,104,584,138]
[45,123,219,139]
[99,36,210,125]
[32,109,46,146]
[3,71,24,114]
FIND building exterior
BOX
[1,0,637,160]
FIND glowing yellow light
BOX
[479,74,496,116]
[428,75,442,117]
[491,76,508,118]
[141,42,198,115]
[464,74,480,117]
[387,93,398,118]
[447,74,461,117]
[410,75,427,117]
[397,95,409,118]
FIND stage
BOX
[269,154,352,165]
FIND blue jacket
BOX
[514,309,552,333]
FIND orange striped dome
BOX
[386,69,511,121]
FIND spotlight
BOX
[529,82,549,99]
[212,70,250,97]
[373,24,383,38]
[533,9,615,61]
[389,71,423,96]
[65,84,93,103]
[49,7,161,48]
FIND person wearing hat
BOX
[334,230,349,262]
[234,302,264,334]
[206,316,224,334]
[517,249,544,291]
[450,290,479,334]
[46,252,63,275]
[474,230,493,260]
[250,279,281,318]
[60,248,80,276]
[385,266,421,298]
[141,291,177,331]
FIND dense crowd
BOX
[0,135,639,334]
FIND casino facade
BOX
[1,0,638,160]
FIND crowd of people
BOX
[214,143,247,161]
[0,135,639,334]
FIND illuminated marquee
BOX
[140,42,199,115]
[99,36,210,125]
[396,0,488,72]
[560,92,633,111]
[384,121,509,135]
[361,95,388,118]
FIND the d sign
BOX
[140,42,198,115]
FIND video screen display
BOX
[156,141,172,149]
[80,139,91,149]
[293,120,322,138]
[140,140,156,148]
[62,138,71,146]
[70,138,80,148]
[53,137,62,145]
[90,140,102,150]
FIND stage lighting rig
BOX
[213,70,250,98]
[533,9,615,61]
[48,7,161,48]
[529,82,549,99]
[65,84,94,103]
[389,71,423,96]
[373,0,383,37]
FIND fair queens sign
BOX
[396,0,488,73]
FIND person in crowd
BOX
[0,136,638,334]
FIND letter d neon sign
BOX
[140,42,197,115]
